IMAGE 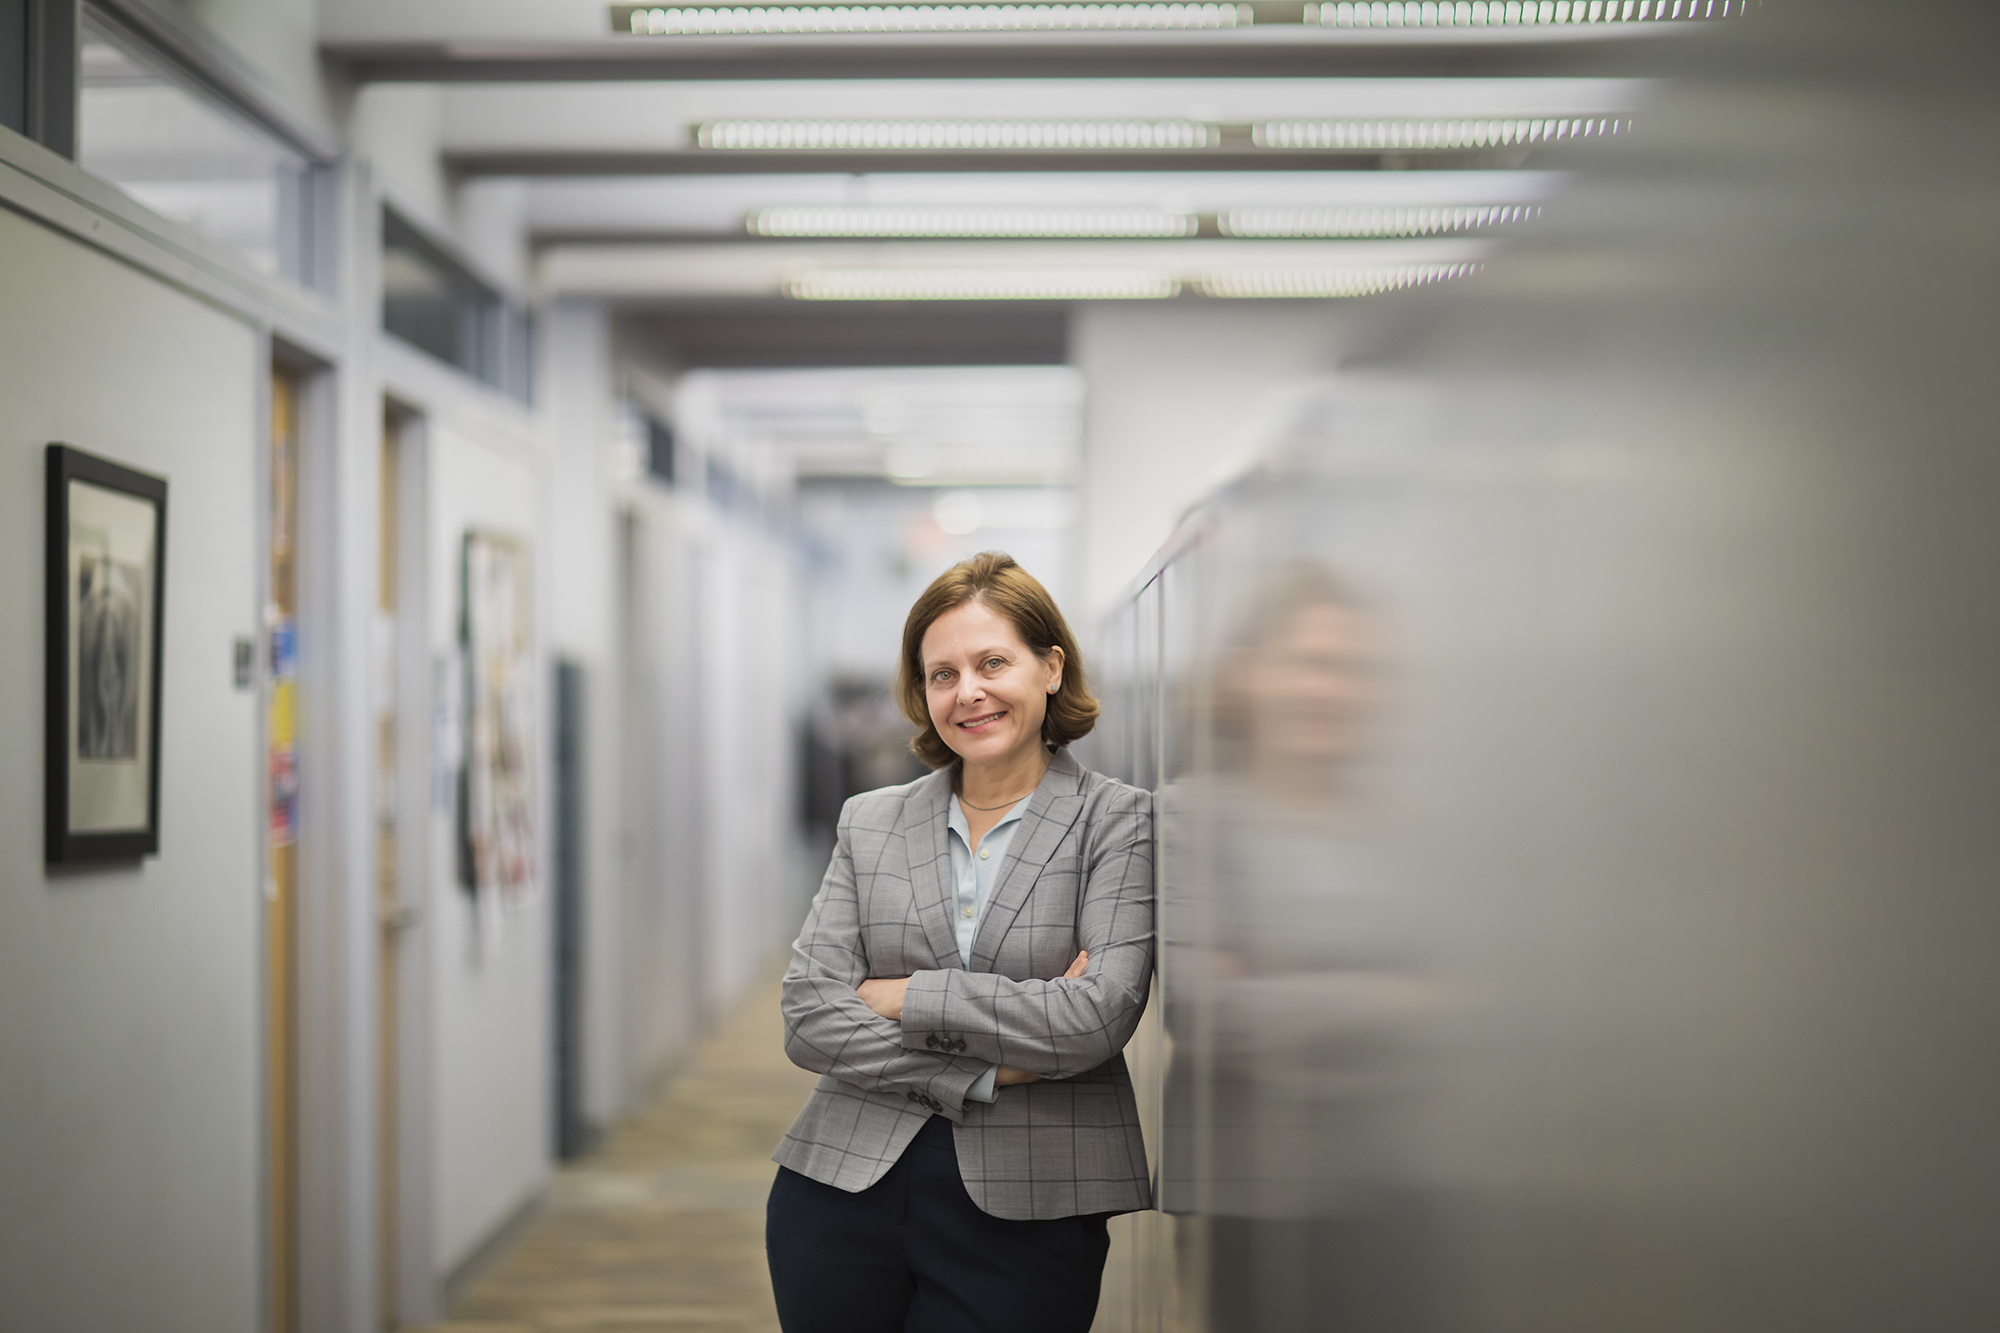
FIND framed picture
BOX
[45,443,168,864]
[457,529,536,911]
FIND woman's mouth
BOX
[957,710,1006,732]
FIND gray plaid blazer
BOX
[773,748,1155,1220]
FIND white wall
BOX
[0,23,811,1322]
[620,492,712,1084]
[540,302,632,1126]
[0,10,609,1325]
[537,318,817,1125]
[1072,302,1349,615]
[700,520,807,1014]
[348,85,452,239]
[458,178,532,299]
[615,487,810,1092]
[350,88,530,303]
[422,420,554,1275]
[0,207,263,1332]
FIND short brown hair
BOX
[897,552,1099,769]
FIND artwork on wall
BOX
[45,444,168,864]
[457,529,537,915]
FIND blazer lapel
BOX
[903,767,965,969]
[968,750,1089,972]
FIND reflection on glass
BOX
[1095,5,2000,1331]
[77,14,314,283]
[1138,536,1437,1333]
[1195,560,1439,1333]
[381,209,534,401]
[382,212,491,370]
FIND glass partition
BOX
[382,207,534,403]
[77,9,317,285]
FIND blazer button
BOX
[951,1039,967,1054]
[925,1033,939,1050]
[906,1090,920,1103]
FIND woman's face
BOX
[920,599,1063,771]
[1244,601,1380,768]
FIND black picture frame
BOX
[45,443,169,864]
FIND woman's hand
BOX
[859,951,1082,1024]
[993,952,1089,1088]
[856,976,909,1022]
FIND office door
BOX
[266,363,302,1333]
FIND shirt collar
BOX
[946,793,1031,847]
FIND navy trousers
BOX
[767,1114,1111,1333]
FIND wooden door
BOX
[267,365,301,1333]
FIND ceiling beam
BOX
[616,301,1070,367]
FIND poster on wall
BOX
[45,443,168,864]
[268,618,298,848]
[457,529,536,918]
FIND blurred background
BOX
[3,2,1997,1331]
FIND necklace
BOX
[959,786,1036,812]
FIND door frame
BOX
[385,404,439,1327]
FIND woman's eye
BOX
[986,658,1005,670]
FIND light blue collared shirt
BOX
[945,792,1030,1104]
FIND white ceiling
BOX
[318,5,1692,335]
[677,365,1086,484]
[544,235,1493,296]
[521,168,1563,234]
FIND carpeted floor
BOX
[420,976,819,1333]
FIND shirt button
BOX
[962,905,974,918]
[978,848,990,860]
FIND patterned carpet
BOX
[423,976,819,1333]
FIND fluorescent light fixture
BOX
[1255,117,1628,149]
[624,2,1246,35]
[783,262,1481,301]
[1196,262,1480,298]
[700,120,1217,151]
[786,269,1180,300]
[1308,0,1741,24]
[1221,204,1537,237]
[751,206,1197,238]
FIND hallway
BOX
[426,976,816,1333]
[6,3,1999,1330]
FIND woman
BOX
[768,551,1155,1332]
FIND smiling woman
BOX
[769,551,1155,1333]
[897,551,1098,772]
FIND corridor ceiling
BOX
[320,2,1745,317]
